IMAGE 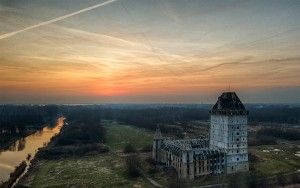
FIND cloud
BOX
[0,0,300,103]
[0,0,119,40]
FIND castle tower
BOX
[181,143,195,179]
[209,92,249,174]
[152,126,163,163]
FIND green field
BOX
[21,121,300,187]
[249,144,300,176]
[21,121,155,188]
[103,120,154,151]
[27,154,153,188]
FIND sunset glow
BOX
[1,0,300,103]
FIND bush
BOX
[123,143,136,153]
[145,157,155,166]
[125,155,141,178]
[291,173,300,184]
[148,168,157,174]
[37,144,109,159]
[248,152,260,163]
[140,144,152,152]
[54,122,106,146]
[277,173,287,187]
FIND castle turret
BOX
[152,126,163,163]
[209,92,249,174]
[181,143,195,179]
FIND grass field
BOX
[21,121,155,188]
[249,144,300,176]
[28,154,152,188]
[103,120,153,151]
[21,121,300,187]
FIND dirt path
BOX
[141,172,163,188]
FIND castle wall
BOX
[152,139,163,163]
[210,115,229,149]
[226,115,248,173]
[210,115,248,174]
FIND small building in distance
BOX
[152,92,249,179]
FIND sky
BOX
[0,0,300,104]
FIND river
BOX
[0,117,65,184]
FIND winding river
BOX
[0,117,65,184]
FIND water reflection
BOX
[0,117,65,183]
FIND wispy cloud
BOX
[0,0,300,103]
[0,0,119,40]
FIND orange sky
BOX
[0,0,300,103]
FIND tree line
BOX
[37,107,108,159]
[1,104,299,147]
[62,104,300,132]
[0,105,59,134]
[0,105,59,147]
[99,107,209,132]
[2,104,299,134]
[257,127,300,141]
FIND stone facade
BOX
[152,92,249,179]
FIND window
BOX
[237,132,239,135]
[237,126,239,129]
[237,158,239,161]
[236,138,239,142]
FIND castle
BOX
[152,92,249,179]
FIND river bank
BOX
[0,161,27,188]
[0,117,60,152]
[0,117,65,187]
[15,121,153,188]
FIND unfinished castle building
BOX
[152,92,249,179]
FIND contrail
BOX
[0,0,119,40]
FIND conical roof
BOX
[154,125,162,139]
[210,92,248,115]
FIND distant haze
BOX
[0,0,300,104]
